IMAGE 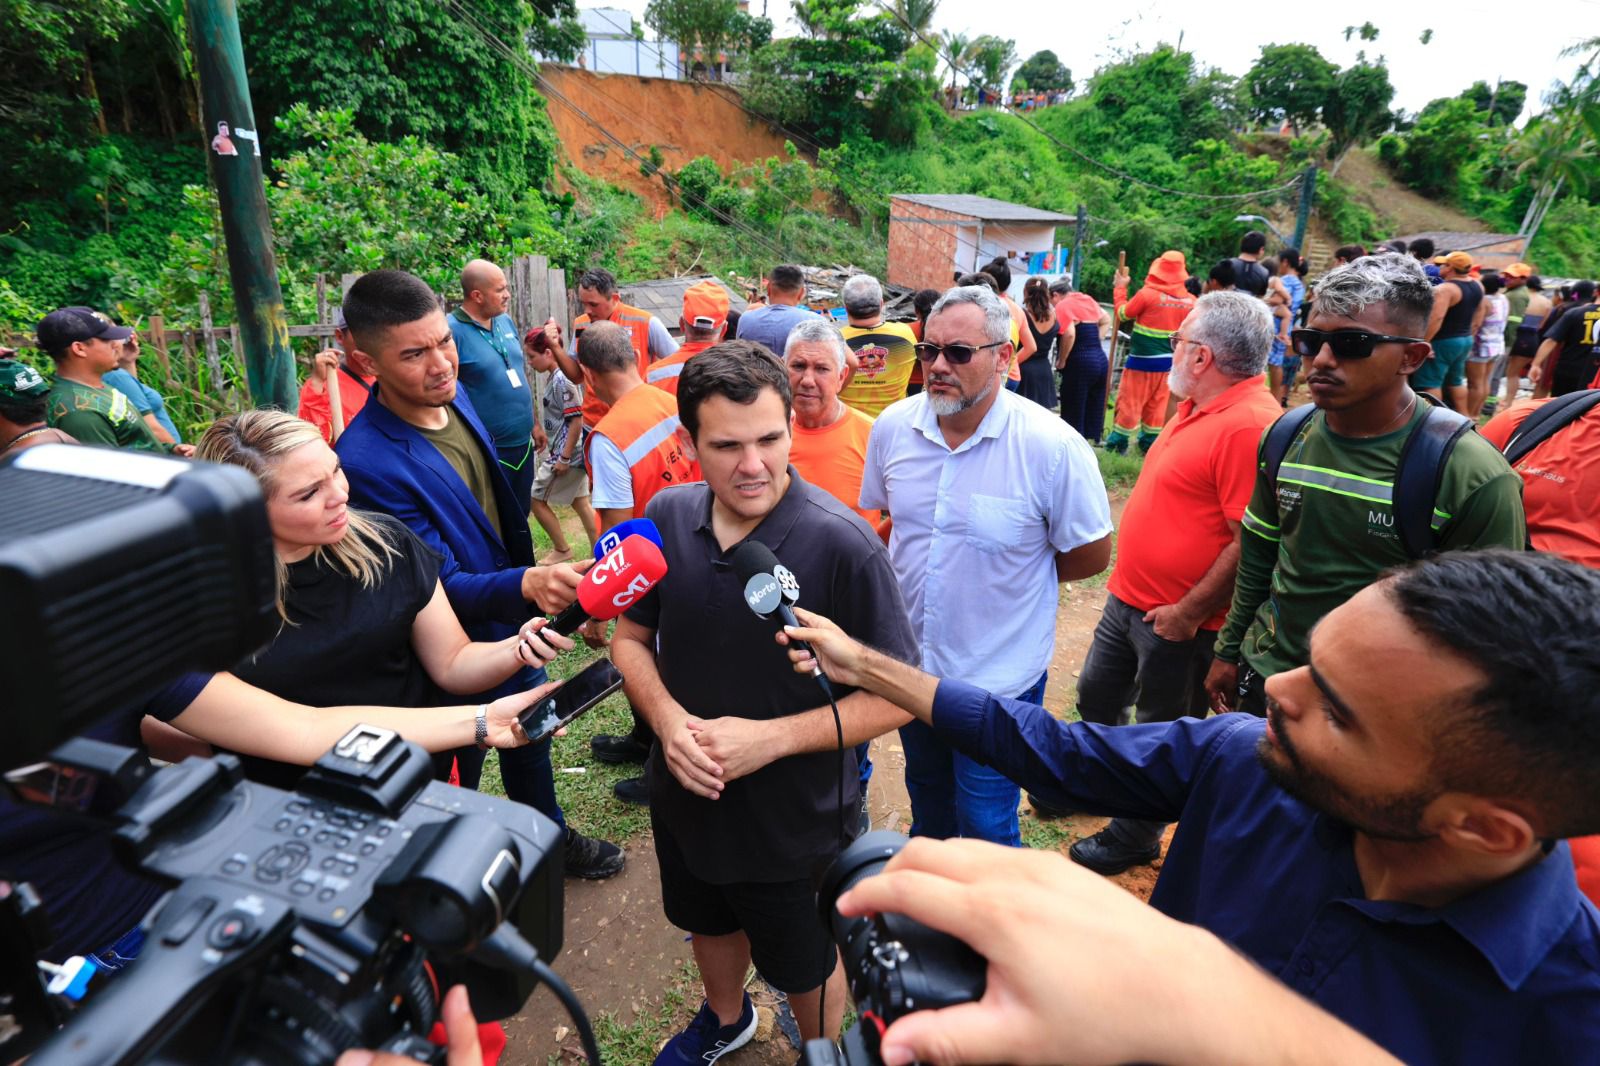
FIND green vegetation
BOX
[1374,38,1598,274]
[3,2,1594,444]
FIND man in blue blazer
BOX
[337,269,624,879]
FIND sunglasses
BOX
[1290,328,1424,360]
[912,340,1006,365]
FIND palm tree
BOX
[942,31,969,93]
[1514,115,1596,245]
[892,0,938,36]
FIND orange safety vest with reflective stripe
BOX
[585,384,700,532]
[645,339,716,396]
[574,301,656,426]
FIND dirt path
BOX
[507,499,1153,1063]
[1336,148,1494,236]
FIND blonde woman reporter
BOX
[195,410,573,789]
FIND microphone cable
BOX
[478,927,603,1064]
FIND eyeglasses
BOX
[1290,328,1424,361]
[912,340,1006,365]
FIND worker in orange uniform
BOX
[647,281,730,396]
[1107,251,1195,454]
[545,266,679,428]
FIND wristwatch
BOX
[475,704,491,750]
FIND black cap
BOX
[36,307,134,355]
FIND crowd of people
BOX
[3,231,1600,1066]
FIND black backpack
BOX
[1229,258,1271,298]
[1260,396,1475,559]
[1502,389,1600,466]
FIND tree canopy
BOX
[1014,50,1072,94]
[1244,42,1337,134]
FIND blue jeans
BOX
[899,671,1046,846]
[445,736,566,830]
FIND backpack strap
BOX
[1503,389,1600,466]
[1260,403,1318,503]
[1394,402,1474,558]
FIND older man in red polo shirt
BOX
[1056,291,1283,875]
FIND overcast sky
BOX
[595,0,1598,120]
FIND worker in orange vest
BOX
[546,267,679,428]
[648,280,730,395]
[578,319,702,808]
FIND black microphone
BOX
[728,540,833,699]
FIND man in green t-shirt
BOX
[1205,256,1525,716]
[37,306,191,455]
[1501,262,1534,349]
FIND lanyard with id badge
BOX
[477,316,525,391]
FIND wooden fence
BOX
[3,256,573,416]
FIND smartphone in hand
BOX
[518,658,625,744]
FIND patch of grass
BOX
[1020,812,1082,853]
[572,960,702,1066]
[1095,447,1145,493]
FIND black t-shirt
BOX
[1229,257,1270,297]
[1549,302,1600,392]
[1438,279,1484,339]
[229,513,441,788]
[0,673,210,961]
[626,470,919,884]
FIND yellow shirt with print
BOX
[840,320,918,418]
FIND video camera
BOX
[0,446,577,1065]
[801,832,987,1066]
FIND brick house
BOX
[888,194,1074,294]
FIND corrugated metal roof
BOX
[891,193,1075,224]
[1395,232,1524,253]
[619,275,749,326]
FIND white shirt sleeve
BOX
[647,316,679,359]
[859,416,890,511]
[1046,431,1114,553]
[587,432,636,511]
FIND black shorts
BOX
[652,814,834,994]
[1510,330,1541,359]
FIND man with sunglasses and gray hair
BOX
[1204,256,1524,718]
[861,284,1113,846]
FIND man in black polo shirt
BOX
[611,340,917,1065]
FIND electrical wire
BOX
[459,0,1010,274]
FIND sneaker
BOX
[564,827,625,879]
[1068,826,1160,876]
[653,995,757,1066]
[613,775,650,806]
[591,732,650,765]
[1027,792,1072,820]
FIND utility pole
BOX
[188,0,296,412]
[1070,204,1088,285]
[1291,166,1318,251]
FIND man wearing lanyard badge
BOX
[450,258,539,507]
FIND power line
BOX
[464,0,1004,275]
[872,1,1306,204]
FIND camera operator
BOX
[779,551,1600,1064]
[1,668,565,966]
[838,837,1400,1066]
